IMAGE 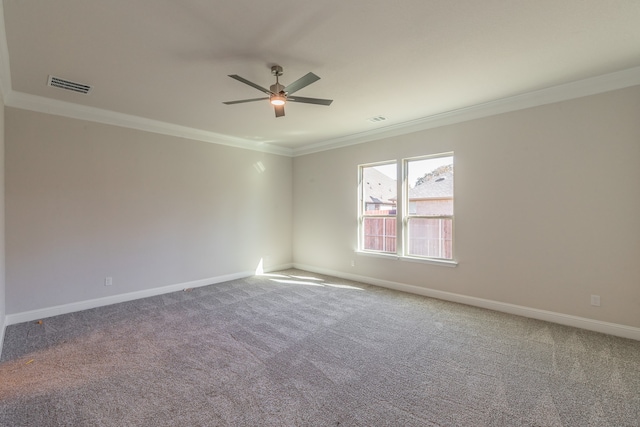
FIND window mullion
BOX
[396,159,403,256]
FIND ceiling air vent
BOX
[47,75,92,95]
[367,116,387,123]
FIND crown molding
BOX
[4,91,294,156]
[5,65,638,158]
[292,66,640,157]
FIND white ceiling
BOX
[2,0,640,155]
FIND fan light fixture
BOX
[270,94,286,106]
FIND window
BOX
[359,162,397,253]
[358,153,454,261]
[405,155,454,260]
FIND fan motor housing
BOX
[270,82,285,93]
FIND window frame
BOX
[357,153,457,267]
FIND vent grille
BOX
[47,75,92,94]
[367,116,387,123]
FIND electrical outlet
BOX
[590,295,600,307]
[105,277,113,286]
[351,260,355,267]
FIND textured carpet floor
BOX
[1,269,639,426]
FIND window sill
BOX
[400,256,458,267]
[355,251,458,267]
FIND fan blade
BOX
[228,75,272,95]
[223,97,269,105]
[284,72,320,95]
[288,96,333,106]
[274,105,285,117]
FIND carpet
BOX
[1,269,639,426]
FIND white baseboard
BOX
[5,269,259,326]
[5,263,294,326]
[294,263,640,342]
[5,261,636,342]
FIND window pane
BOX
[362,164,397,216]
[407,218,453,259]
[363,217,397,252]
[407,157,453,216]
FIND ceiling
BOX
[2,0,640,155]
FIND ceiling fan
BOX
[223,65,333,117]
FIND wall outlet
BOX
[105,276,113,286]
[590,295,600,306]
[351,260,355,267]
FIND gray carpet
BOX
[1,269,639,426]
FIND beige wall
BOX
[3,86,639,332]
[293,86,640,328]
[5,108,292,314]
